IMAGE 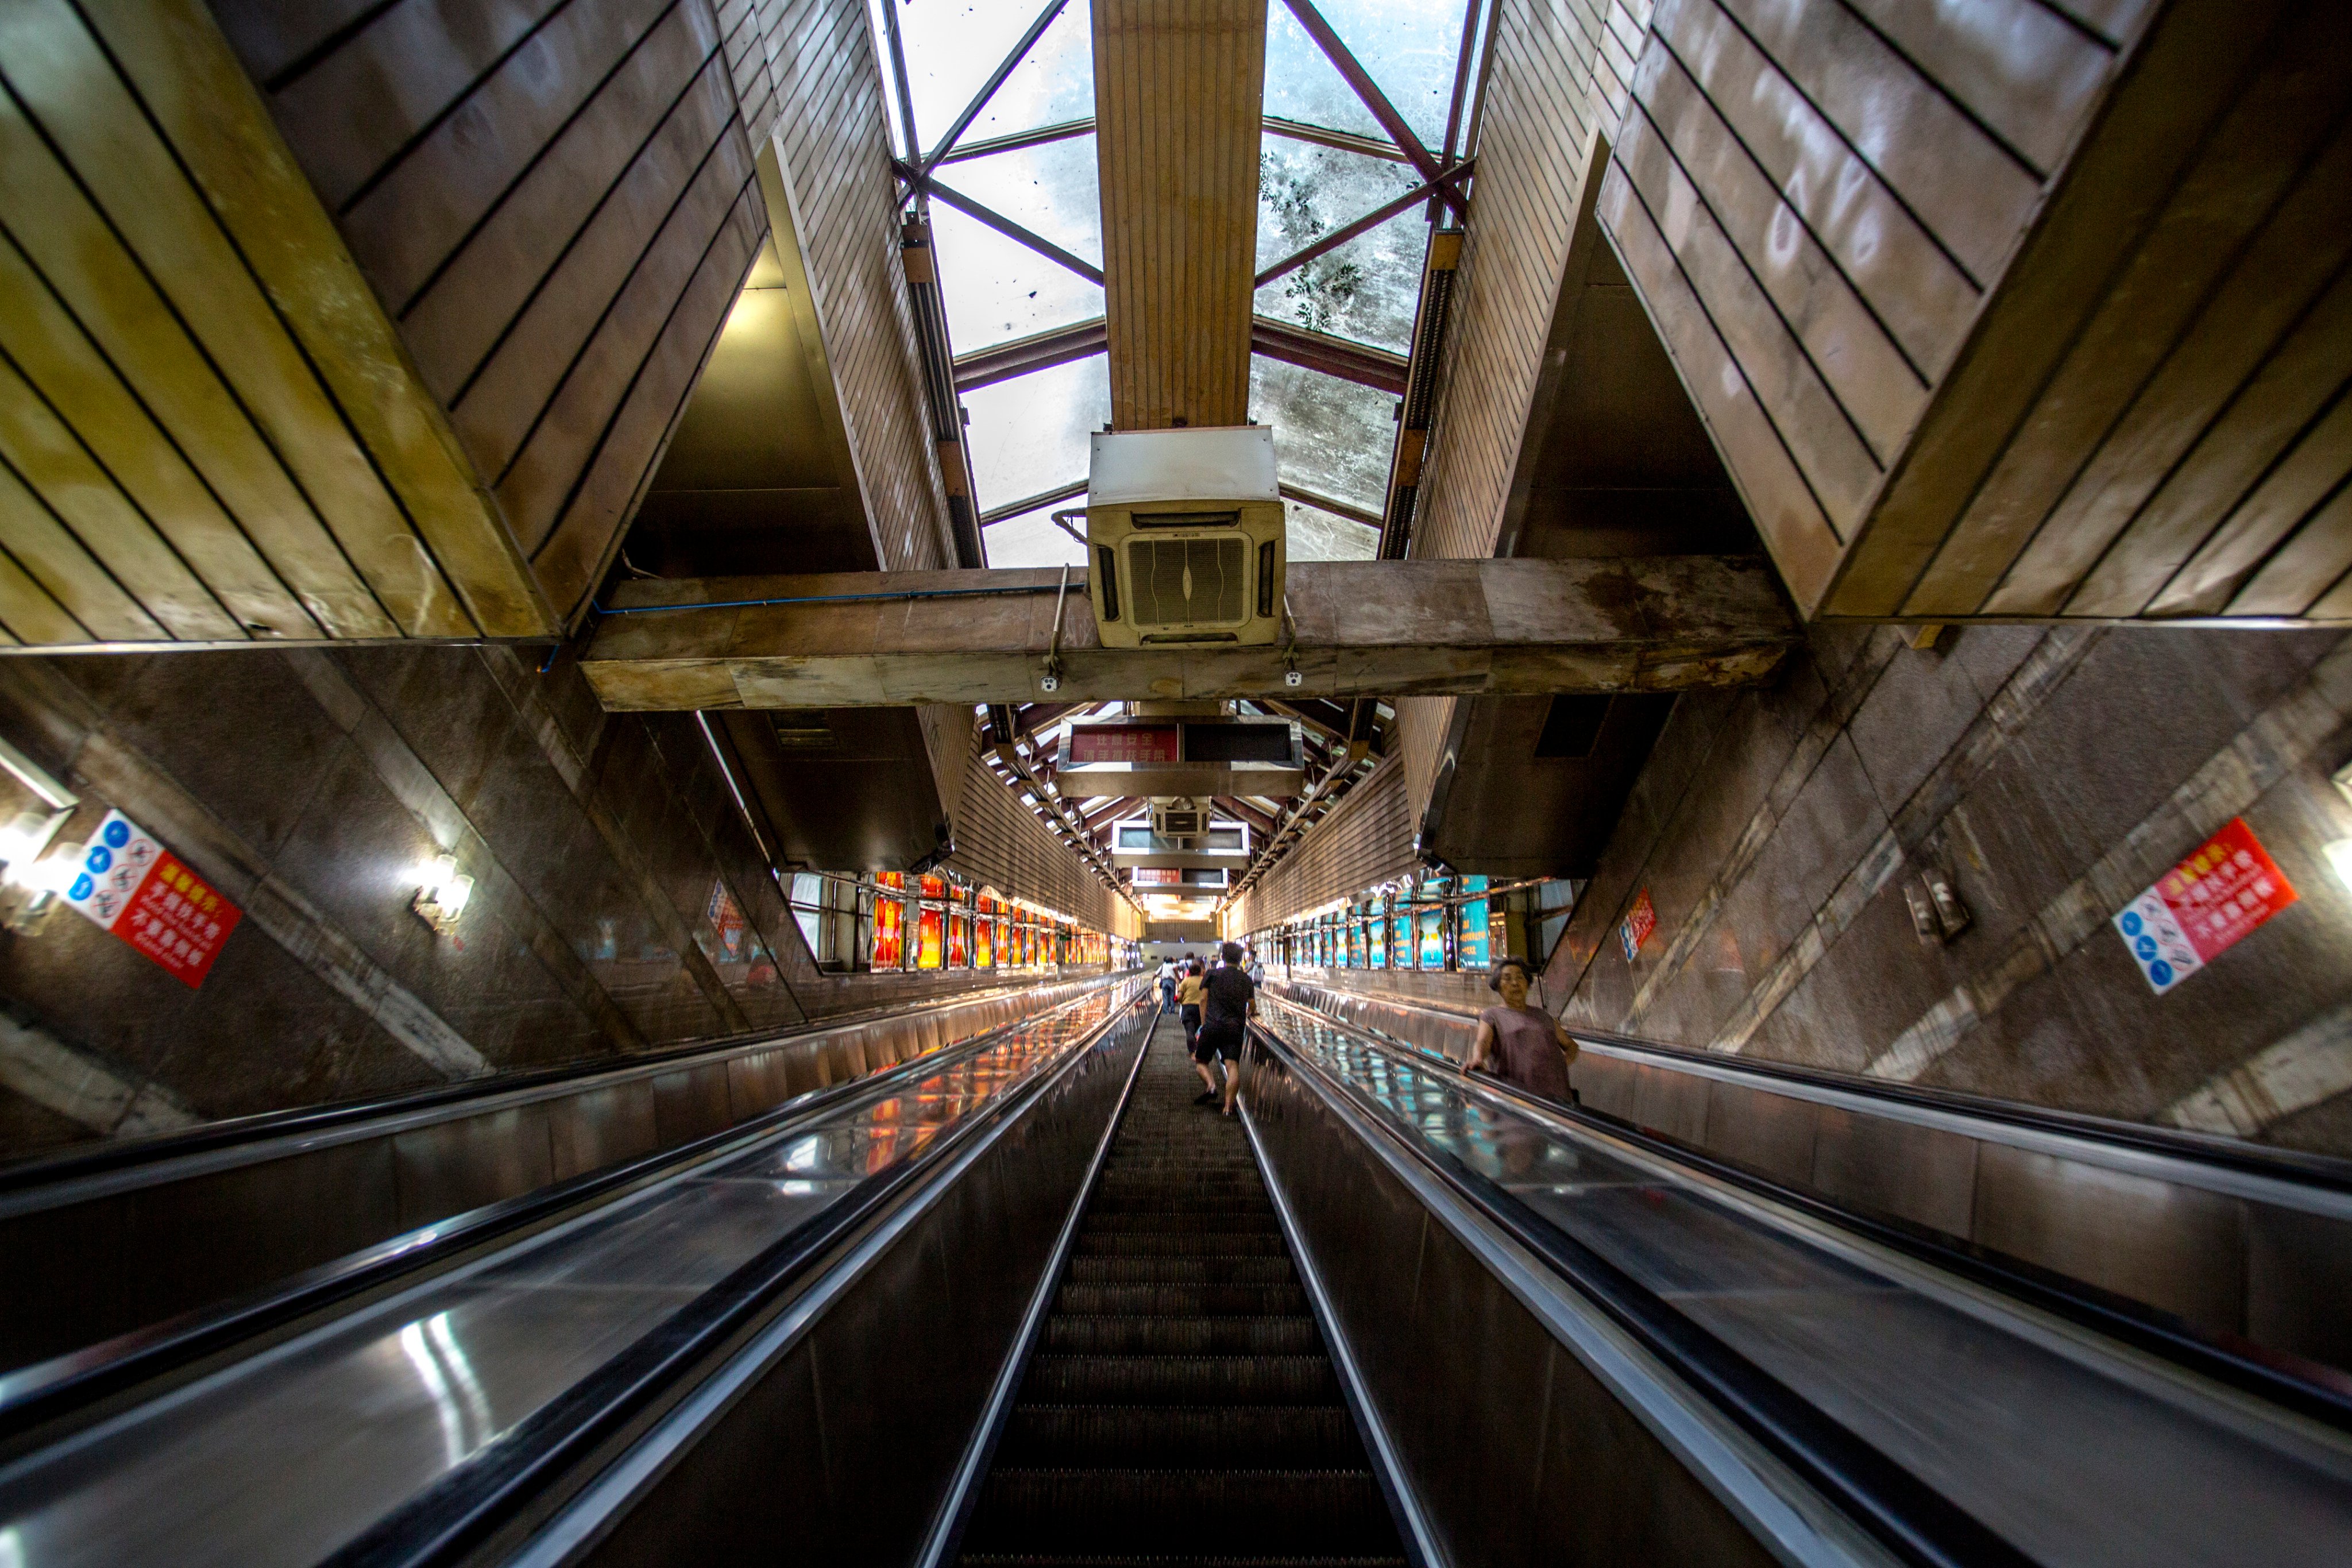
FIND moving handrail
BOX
[1268,975,2352,1380]
[0,982,1153,1568]
[1,974,1131,1374]
[1244,995,2352,1568]
[0,982,1125,1450]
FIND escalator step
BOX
[963,1558,1406,1568]
[1082,1212,1283,1234]
[1022,1353,1341,1404]
[1054,1283,1311,1316]
[964,1470,1392,1555]
[1074,1233,1290,1257]
[998,1404,1365,1466]
[1064,1257,1297,1285]
[1044,1315,1322,1355]
[957,1022,1401,1566]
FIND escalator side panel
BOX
[575,1022,1148,1567]
[0,981,1114,1372]
[1243,1046,1783,1568]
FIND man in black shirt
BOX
[1195,940,1256,1116]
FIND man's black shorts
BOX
[1193,1024,1243,1065]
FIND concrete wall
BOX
[0,647,1038,1163]
[1544,624,2352,1156]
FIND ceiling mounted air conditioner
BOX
[1151,798,1207,841]
[1082,427,1285,650]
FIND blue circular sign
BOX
[2149,960,2175,986]
[2119,911,2144,937]
[83,845,110,874]
[69,873,92,901]
[101,820,130,849]
[2134,935,2158,960]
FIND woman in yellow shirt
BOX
[1176,959,1212,1101]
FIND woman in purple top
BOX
[1465,957,1578,1102]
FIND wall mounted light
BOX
[0,738,80,933]
[412,853,474,934]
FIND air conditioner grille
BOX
[1125,536,1247,629]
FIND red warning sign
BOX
[115,851,241,987]
[1620,888,1658,963]
[60,809,242,988]
[2113,818,2297,994]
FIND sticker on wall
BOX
[1620,889,1657,963]
[2113,817,2296,995]
[60,809,242,988]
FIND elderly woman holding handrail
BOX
[1463,957,1578,1102]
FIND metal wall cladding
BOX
[1242,1044,1782,1567]
[1274,976,2352,1374]
[0,978,1112,1373]
[573,999,1152,1565]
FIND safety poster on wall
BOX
[2112,817,2296,995]
[59,809,243,988]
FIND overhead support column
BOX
[1094,0,1268,430]
[577,557,1795,709]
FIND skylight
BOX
[872,0,1485,571]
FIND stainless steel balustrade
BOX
[1242,994,2352,1568]
[1269,975,2352,1373]
[0,982,1152,1568]
[0,975,1131,1372]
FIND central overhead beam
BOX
[578,559,1796,710]
[1095,0,1268,430]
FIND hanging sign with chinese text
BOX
[2113,817,2296,995]
[60,809,242,988]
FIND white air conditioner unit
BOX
[1152,798,1207,840]
[1083,427,1285,649]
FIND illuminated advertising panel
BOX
[949,913,969,968]
[1460,876,1490,968]
[1418,905,1446,969]
[917,906,944,968]
[871,872,904,969]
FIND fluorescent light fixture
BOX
[2326,839,2352,895]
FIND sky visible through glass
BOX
[876,0,1471,566]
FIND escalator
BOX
[955,1015,1405,1566]
[9,976,2352,1565]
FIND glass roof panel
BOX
[1257,150,1427,354]
[1263,5,1384,141]
[1252,355,1395,513]
[1285,496,1379,561]
[864,0,911,157]
[940,134,1102,271]
[930,194,1104,353]
[1256,141,1418,270]
[895,0,1070,155]
[965,352,1109,513]
[952,0,1094,144]
[1317,0,1474,152]
[985,500,1090,569]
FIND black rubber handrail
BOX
[0,973,1133,1198]
[326,989,1154,1568]
[1248,1007,2040,1568]
[1269,978,2352,1194]
[0,985,1126,1453]
[1282,998,2352,1437]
